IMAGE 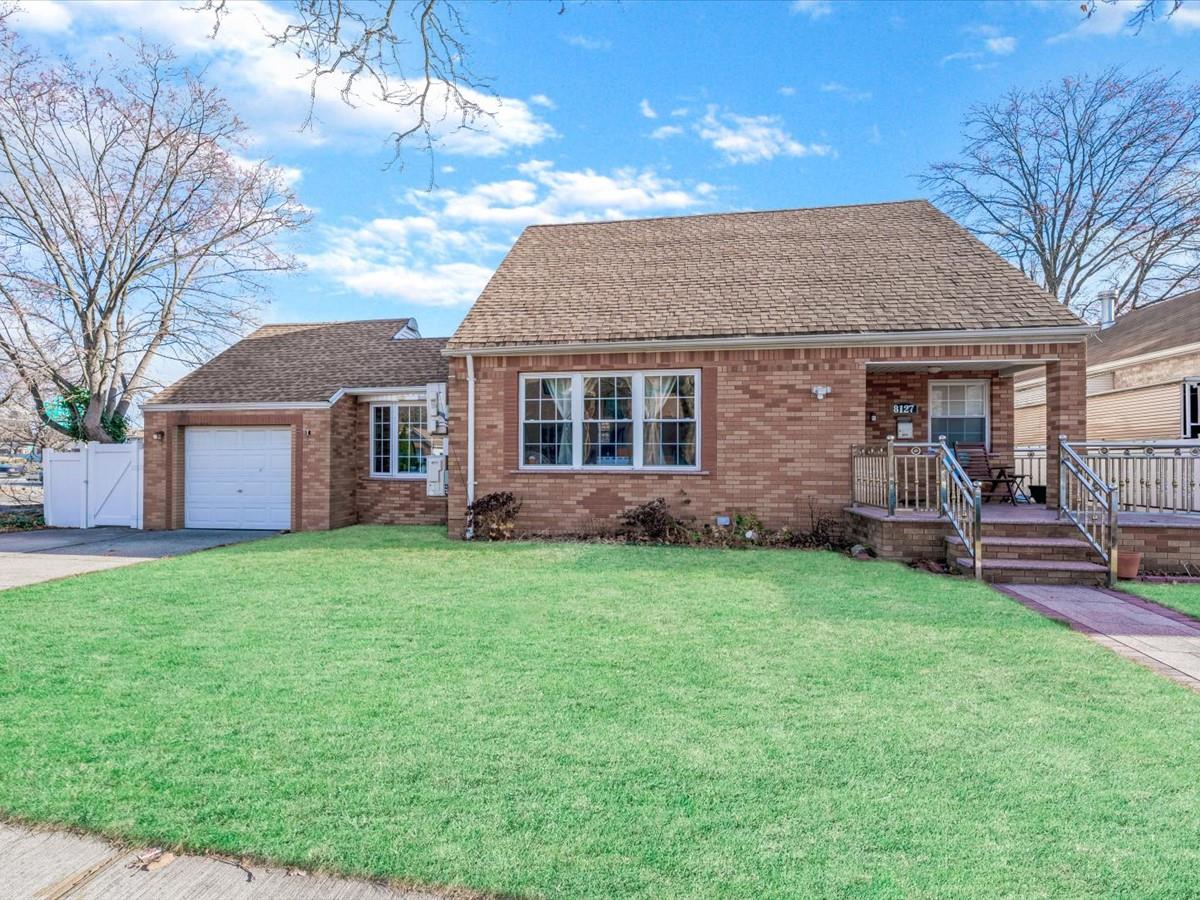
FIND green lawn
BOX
[3,527,1200,898]
[1121,580,1200,621]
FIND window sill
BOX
[510,467,709,476]
[368,474,427,481]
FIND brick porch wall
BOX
[446,341,1086,537]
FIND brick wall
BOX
[143,397,447,532]
[447,341,1086,536]
[1121,523,1200,575]
[865,370,1015,459]
[354,401,447,525]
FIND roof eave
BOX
[442,324,1097,358]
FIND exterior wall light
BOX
[812,385,832,400]
[152,431,164,441]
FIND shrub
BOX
[618,497,694,544]
[466,492,522,541]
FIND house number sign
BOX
[891,402,917,414]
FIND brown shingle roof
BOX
[446,200,1084,350]
[1088,291,1200,368]
[149,319,449,405]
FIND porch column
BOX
[1044,344,1087,509]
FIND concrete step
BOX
[945,534,1099,563]
[979,520,1086,539]
[953,556,1109,586]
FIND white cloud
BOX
[303,162,713,305]
[12,0,73,31]
[985,35,1017,54]
[778,86,797,97]
[790,0,833,19]
[649,124,684,140]
[943,24,1018,62]
[1047,0,1139,41]
[821,81,872,102]
[564,33,612,51]
[436,162,707,226]
[1171,6,1200,29]
[529,94,556,109]
[640,98,658,119]
[67,1,555,157]
[695,106,833,164]
[670,107,690,118]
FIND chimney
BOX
[1098,290,1117,330]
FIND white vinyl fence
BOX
[43,441,143,529]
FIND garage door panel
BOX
[185,427,292,530]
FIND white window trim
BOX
[928,378,991,450]
[519,369,701,472]
[1185,378,1200,439]
[369,401,429,480]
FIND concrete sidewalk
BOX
[0,527,273,590]
[1001,584,1200,692]
[0,822,446,900]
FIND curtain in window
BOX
[547,377,573,463]
[642,376,671,466]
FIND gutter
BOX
[441,325,1097,358]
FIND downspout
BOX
[465,353,477,538]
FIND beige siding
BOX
[1015,403,1046,446]
[1086,371,1114,394]
[1111,349,1200,392]
[1088,383,1182,441]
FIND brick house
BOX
[443,201,1092,538]
[143,200,1200,581]
[142,319,449,532]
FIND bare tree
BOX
[199,0,492,176]
[1085,0,1186,31]
[0,23,306,442]
[924,70,1200,318]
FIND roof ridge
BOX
[253,316,415,329]
[523,198,933,230]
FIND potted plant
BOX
[1116,548,1143,580]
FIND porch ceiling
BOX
[865,359,1052,376]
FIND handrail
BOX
[850,438,940,515]
[937,436,983,580]
[1073,440,1200,516]
[1058,436,1119,587]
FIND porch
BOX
[847,437,1200,584]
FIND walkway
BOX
[0,527,273,590]
[1000,584,1200,692]
[0,822,446,900]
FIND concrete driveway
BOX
[0,527,275,590]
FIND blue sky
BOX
[12,0,1200,348]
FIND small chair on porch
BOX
[953,443,1031,504]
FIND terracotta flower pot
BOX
[1116,550,1143,580]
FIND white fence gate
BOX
[43,441,143,529]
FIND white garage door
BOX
[185,427,292,530]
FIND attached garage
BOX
[184,427,292,530]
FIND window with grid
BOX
[395,404,428,474]
[371,405,392,475]
[583,376,633,466]
[930,382,989,445]
[369,402,429,476]
[523,377,573,466]
[642,374,697,466]
[520,371,700,470]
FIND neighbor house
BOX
[141,319,449,532]
[1014,290,1200,445]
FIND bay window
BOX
[521,370,700,470]
[930,380,989,446]
[370,402,429,477]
